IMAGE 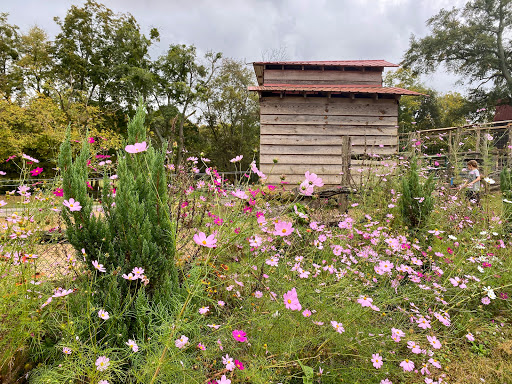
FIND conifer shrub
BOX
[58,103,178,297]
[500,167,512,230]
[399,157,436,233]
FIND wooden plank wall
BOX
[259,96,398,186]
[264,69,382,85]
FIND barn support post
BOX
[339,135,351,212]
[475,128,481,154]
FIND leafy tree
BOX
[153,44,221,164]
[0,13,23,100]
[52,0,159,111]
[201,58,259,170]
[403,0,512,104]
[385,68,470,133]
[18,26,53,94]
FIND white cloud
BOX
[4,0,466,93]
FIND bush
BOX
[58,102,178,298]
[399,157,436,233]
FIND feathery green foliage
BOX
[399,157,436,232]
[59,102,177,297]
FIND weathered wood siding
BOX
[264,69,382,85]
[259,96,398,186]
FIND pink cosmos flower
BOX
[378,260,394,273]
[417,317,431,329]
[95,356,110,371]
[299,181,314,196]
[266,256,279,267]
[232,329,247,342]
[283,288,302,311]
[230,155,243,163]
[371,353,383,369]
[63,198,82,212]
[400,359,415,372]
[466,332,475,341]
[98,309,110,320]
[30,167,43,176]
[218,375,231,384]
[427,335,442,349]
[407,340,422,354]
[274,221,294,236]
[52,288,74,297]
[428,358,442,369]
[125,141,148,153]
[197,342,206,350]
[357,296,373,307]
[481,296,491,305]
[88,137,95,143]
[99,381,109,384]
[380,380,393,384]
[22,153,39,163]
[126,339,139,352]
[193,232,217,248]
[222,354,235,371]
[254,291,263,298]
[92,260,106,273]
[235,359,245,370]
[331,321,345,334]
[199,306,210,315]
[63,347,72,355]
[305,171,324,187]
[232,189,248,199]
[132,267,144,277]
[175,335,189,349]
[302,309,312,317]
[122,273,136,280]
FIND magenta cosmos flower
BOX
[193,232,217,248]
[125,141,148,153]
[63,198,82,212]
[274,221,294,236]
[283,287,302,311]
[30,167,43,176]
[232,329,247,342]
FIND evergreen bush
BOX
[58,102,178,297]
[399,157,436,233]
[500,167,512,230]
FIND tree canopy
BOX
[403,0,512,104]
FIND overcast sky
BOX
[3,0,467,93]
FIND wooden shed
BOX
[249,60,423,186]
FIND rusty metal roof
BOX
[253,60,398,67]
[494,104,512,122]
[248,84,424,96]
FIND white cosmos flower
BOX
[483,286,497,300]
[484,177,495,184]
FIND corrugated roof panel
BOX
[248,84,425,96]
[494,104,512,122]
[253,60,398,67]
